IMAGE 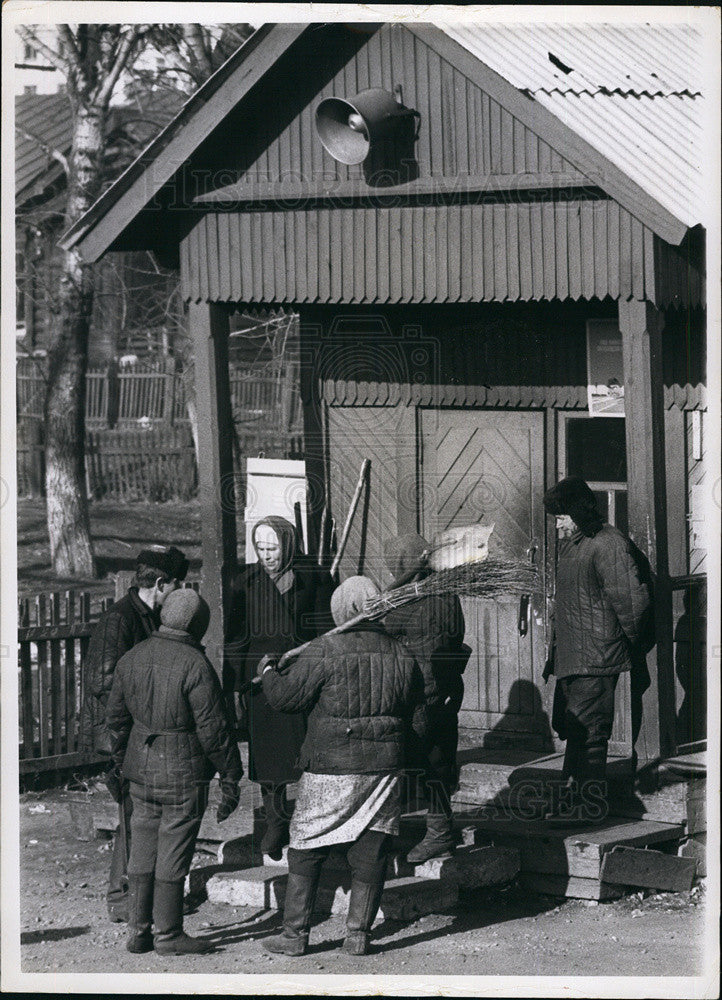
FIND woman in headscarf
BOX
[258,576,427,957]
[224,516,334,859]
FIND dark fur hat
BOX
[543,477,604,537]
[136,545,189,581]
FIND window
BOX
[559,415,628,533]
[24,44,37,60]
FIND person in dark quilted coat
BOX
[79,546,189,923]
[260,576,427,958]
[106,588,242,956]
[383,534,470,864]
[543,477,651,823]
[224,516,334,860]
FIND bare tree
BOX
[17,24,148,576]
[16,23,253,577]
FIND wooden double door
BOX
[419,409,551,746]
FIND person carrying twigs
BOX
[382,534,471,864]
[259,576,427,957]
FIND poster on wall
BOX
[586,319,625,416]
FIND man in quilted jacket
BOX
[543,477,651,822]
[106,588,242,955]
[79,546,189,922]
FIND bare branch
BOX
[57,24,80,66]
[95,25,143,107]
[17,25,71,75]
[182,24,214,81]
[15,126,70,178]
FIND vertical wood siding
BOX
[230,24,579,190]
[183,200,670,305]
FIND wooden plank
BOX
[601,845,696,892]
[493,204,507,301]
[580,200,595,300]
[519,872,623,901]
[619,208,632,301]
[190,302,236,675]
[631,217,645,301]
[554,201,569,301]
[51,595,63,755]
[471,204,484,301]
[377,210,390,303]
[542,201,556,300]
[518,204,533,300]
[389,208,403,303]
[530,204,545,301]
[19,640,35,757]
[619,300,674,758]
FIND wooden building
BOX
[63,22,708,762]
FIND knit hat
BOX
[543,477,604,538]
[384,533,431,588]
[160,588,210,641]
[331,576,380,627]
[136,545,189,581]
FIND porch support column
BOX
[619,299,675,760]
[189,300,237,677]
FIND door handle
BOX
[517,541,538,637]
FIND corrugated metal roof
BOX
[438,22,705,228]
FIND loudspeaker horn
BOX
[315,88,419,165]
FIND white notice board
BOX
[245,458,308,563]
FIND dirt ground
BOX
[15,788,707,980]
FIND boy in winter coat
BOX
[106,588,242,956]
[543,477,650,822]
[79,545,189,923]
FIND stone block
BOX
[414,845,520,887]
[378,877,459,920]
[206,867,288,908]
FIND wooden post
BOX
[619,299,675,761]
[189,301,238,676]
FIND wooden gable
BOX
[195,22,580,199]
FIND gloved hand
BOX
[216,780,240,823]
[104,764,123,804]
[256,653,279,679]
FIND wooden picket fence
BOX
[17,357,302,431]
[18,590,111,774]
[18,581,201,776]
[85,426,197,501]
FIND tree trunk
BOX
[45,105,106,577]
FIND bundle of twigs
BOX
[238,556,540,694]
[360,557,540,620]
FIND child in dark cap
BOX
[78,545,189,922]
[107,588,242,955]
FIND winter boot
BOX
[262,871,320,956]
[406,813,456,864]
[152,879,212,955]
[342,878,386,955]
[126,873,154,954]
[261,785,291,861]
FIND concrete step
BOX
[205,866,459,920]
[413,845,521,887]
